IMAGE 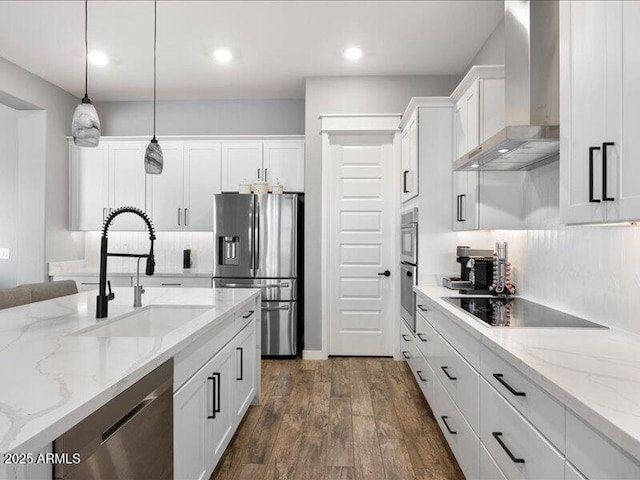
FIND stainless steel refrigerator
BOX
[213,193,299,356]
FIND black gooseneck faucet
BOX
[97,207,156,318]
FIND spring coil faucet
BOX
[96,207,156,318]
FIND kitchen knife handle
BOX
[602,142,615,201]
[589,146,601,203]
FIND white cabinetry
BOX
[560,1,640,224]
[174,303,260,480]
[221,140,305,192]
[400,111,419,202]
[147,142,222,231]
[452,171,479,231]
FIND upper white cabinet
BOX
[452,67,505,162]
[221,140,305,192]
[70,136,303,231]
[400,111,419,202]
[452,171,479,231]
[147,142,222,231]
[560,1,640,224]
[70,140,147,231]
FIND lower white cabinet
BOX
[174,314,259,480]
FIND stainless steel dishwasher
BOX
[54,359,173,479]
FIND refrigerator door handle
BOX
[262,304,291,311]
[254,199,260,272]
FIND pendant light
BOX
[144,0,163,174]
[71,0,101,147]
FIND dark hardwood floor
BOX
[211,357,464,480]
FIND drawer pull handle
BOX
[493,373,526,397]
[242,310,255,319]
[416,370,427,382]
[402,351,411,360]
[417,305,428,312]
[162,283,182,286]
[492,432,525,464]
[401,334,411,341]
[417,333,428,342]
[441,366,457,381]
[440,416,457,435]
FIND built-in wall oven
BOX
[400,208,418,332]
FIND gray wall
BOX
[0,56,83,273]
[303,75,460,352]
[94,99,305,136]
[463,19,505,74]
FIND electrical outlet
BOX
[0,248,10,260]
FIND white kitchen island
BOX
[0,287,260,480]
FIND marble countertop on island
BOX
[414,285,640,463]
[0,287,259,456]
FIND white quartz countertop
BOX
[49,267,215,278]
[0,287,259,456]
[414,285,640,462]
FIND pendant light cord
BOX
[84,0,88,98]
[153,0,157,140]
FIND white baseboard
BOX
[302,349,328,360]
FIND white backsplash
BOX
[83,231,214,273]
[457,162,640,334]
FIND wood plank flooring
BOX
[211,358,464,480]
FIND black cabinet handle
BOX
[237,348,243,381]
[207,372,221,419]
[441,366,457,381]
[402,351,411,360]
[589,146,601,203]
[242,310,255,319]
[456,195,462,222]
[492,432,525,464]
[416,370,427,382]
[378,270,391,277]
[417,305,428,312]
[602,142,615,201]
[403,170,409,193]
[417,333,428,342]
[493,373,526,397]
[401,334,411,341]
[441,416,457,435]
[459,194,466,221]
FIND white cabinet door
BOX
[465,80,480,154]
[560,0,614,224]
[205,343,235,473]
[401,113,418,202]
[109,142,147,230]
[221,143,263,192]
[146,142,184,231]
[480,78,505,143]
[453,171,479,231]
[233,320,257,423]
[70,144,109,231]
[455,100,467,161]
[263,142,304,192]
[184,142,222,231]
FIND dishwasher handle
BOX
[101,397,154,443]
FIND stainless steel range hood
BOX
[454,0,559,171]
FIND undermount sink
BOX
[73,305,212,338]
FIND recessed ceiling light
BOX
[344,47,363,61]
[498,148,510,154]
[470,164,480,169]
[88,51,109,66]
[213,48,233,63]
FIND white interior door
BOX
[327,134,397,356]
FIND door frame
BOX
[313,114,402,359]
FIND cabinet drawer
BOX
[566,410,640,480]
[417,298,481,369]
[429,320,480,434]
[235,302,257,331]
[400,321,414,362]
[432,377,480,480]
[480,378,564,480]
[143,276,212,288]
[410,349,432,400]
[480,442,507,480]
[480,347,565,451]
[414,310,435,361]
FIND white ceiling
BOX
[0,1,504,101]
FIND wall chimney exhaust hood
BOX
[454,0,559,172]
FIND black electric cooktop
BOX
[442,297,607,329]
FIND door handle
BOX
[416,370,427,382]
[492,432,525,464]
[178,207,182,225]
[493,374,526,397]
[441,366,457,381]
[236,347,243,381]
[262,305,290,311]
[406,270,413,277]
[401,334,411,341]
[456,195,463,222]
[242,310,255,318]
[459,194,466,221]
[378,270,391,277]
[441,416,457,435]
[207,373,220,419]
[185,207,189,225]
[402,351,411,360]
[403,170,409,193]
[602,142,615,201]
[589,146,601,203]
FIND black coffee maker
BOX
[448,246,494,294]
